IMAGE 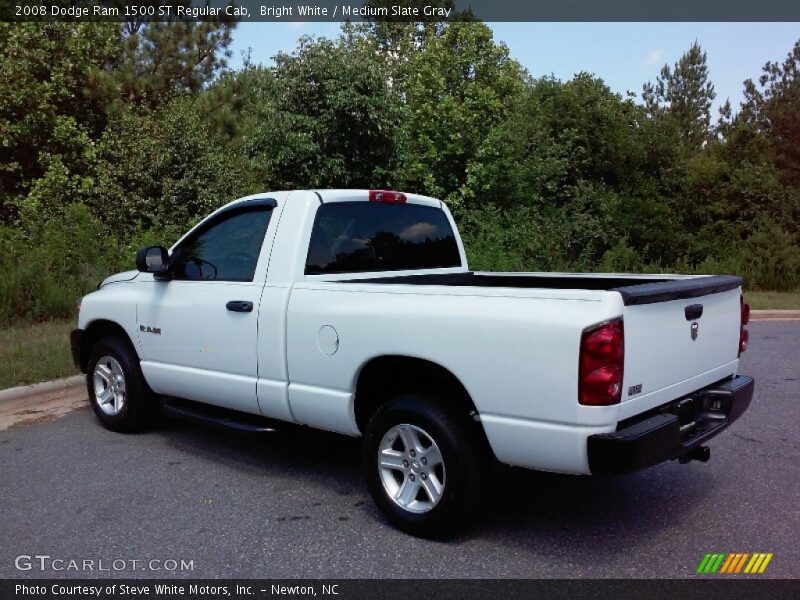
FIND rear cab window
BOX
[305,202,461,275]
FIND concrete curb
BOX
[0,375,84,403]
[750,309,800,321]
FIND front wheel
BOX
[362,394,488,537]
[86,336,157,433]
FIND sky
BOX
[228,22,800,114]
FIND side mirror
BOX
[135,246,170,275]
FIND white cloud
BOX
[646,49,665,65]
[399,222,439,242]
[286,21,307,31]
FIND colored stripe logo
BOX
[696,552,773,574]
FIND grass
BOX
[0,320,77,389]
[744,290,800,310]
[0,289,797,390]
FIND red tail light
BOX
[739,296,750,355]
[369,189,407,204]
[579,319,624,406]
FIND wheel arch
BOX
[78,319,139,372]
[353,355,492,454]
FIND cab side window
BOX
[170,207,272,282]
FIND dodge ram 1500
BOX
[71,189,754,535]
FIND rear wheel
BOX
[362,394,488,537]
[86,336,157,432]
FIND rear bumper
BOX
[70,328,84,371]
[587,375,754,474]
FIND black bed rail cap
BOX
[613,275,743,306]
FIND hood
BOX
[99,270,140,288]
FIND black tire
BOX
[86,336,157,433]
[362,393,488,537]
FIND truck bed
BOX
[343,272,742,305]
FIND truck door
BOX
[136,201,275,415]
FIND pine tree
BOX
[102,6,235,110]
[740,39,800,184]
[643,41,716,148]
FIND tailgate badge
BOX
[691,322,699,341]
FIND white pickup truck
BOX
[71,189,754,535]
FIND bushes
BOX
[0,204,105,323]
[598,240,646,273]
[239,36,406,190]
[692,222,800,291]
[0,93,255,325]
[0,204,184,324]
[458,204,800,290]
[89,99,256,232]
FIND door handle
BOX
[226,300,253,313]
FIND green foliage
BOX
[463,75,687,267]
[0,22,120,220]
[734,220,800,290]
[0,203,188,323]
[0,204,107,322]
[348,0,471,88]
[89,98,256,231]
[643,41,716,148]
[0,19,245,324]
[394,22,525,203]
[242,35,405,189]
[741,40,800,186]
[102,17,235,110]
[1,22,800,327]
[598,240,646,273]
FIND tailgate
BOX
[616,276,742,420]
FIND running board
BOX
[160,398,280,434]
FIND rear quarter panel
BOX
[285,284,625,442]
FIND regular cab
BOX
[71,189,754,536]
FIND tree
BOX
[643,42,716,148]
[0,16,237,223]
[740,39,800,185]
[0,23,120,221]
[345,0,470,86]
[463,74,685,268]
[349,0,457,50]
[100,9,235,110]
[242,35,405,190]
[395,22,525,204]
[88,98,255,231]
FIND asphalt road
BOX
[1,322,798,579]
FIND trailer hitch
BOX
[679,445,711,464]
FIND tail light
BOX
[579,319,624,406]
[369,189,407,204]
[739,296,750,355]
